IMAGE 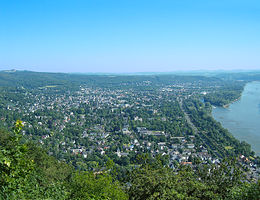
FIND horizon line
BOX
[1,68,260,75]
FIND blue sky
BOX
[0,0,260,73]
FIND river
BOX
[212,81,260,156]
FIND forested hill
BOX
[0,70,225,89]
[215,71,260,81]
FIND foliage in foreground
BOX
[127,154,260,200]
[0,121,127,200]
[0,121,259,199]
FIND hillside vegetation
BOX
[0,121,259,199]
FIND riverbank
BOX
[212,81,260,156]
[222,97,241,108]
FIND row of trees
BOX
[184,99,257,159]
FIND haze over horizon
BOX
[1,0,260,73]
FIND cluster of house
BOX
[2,84,259,181]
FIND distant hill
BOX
[0,70,223,89]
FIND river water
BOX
[212,81,260,156]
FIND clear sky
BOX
[0,0,260,73]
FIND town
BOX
[0,73,259,181]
